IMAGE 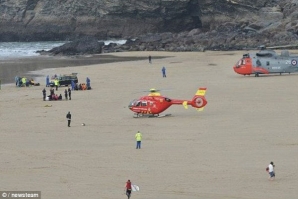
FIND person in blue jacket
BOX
[86,77,91,89]
[162,66,166,78]
[71,80,75,91]
[46,75,50,87]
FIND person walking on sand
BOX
[124,179,132,199]
[162,66,166,77]
[66,111,71,127]
[135,131,142,149]
[148,55,152,64]
[266,161,275,180]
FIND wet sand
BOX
[0,51,297,199]
[0,54,166,84]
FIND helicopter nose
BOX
[233,64,252,75]
[233,58,253,75]
[233,66,244,75]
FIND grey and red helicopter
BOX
[233,46,298,77]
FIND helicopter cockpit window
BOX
[236,59,245,68]
[141,101,147,106]
[128,99,138,108]
[136,101,141,106]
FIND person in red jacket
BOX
[124,179,132,199]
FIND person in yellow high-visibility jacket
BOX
[54,79,59,91]
[135,131,142,149]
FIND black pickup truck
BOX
[50,73,78,87]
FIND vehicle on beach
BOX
[50,73,78,87]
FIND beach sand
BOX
[0,51,297,199]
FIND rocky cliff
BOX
[1,0,298,50]
[0,0,202,41]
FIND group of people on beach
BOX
[42,87,71,101]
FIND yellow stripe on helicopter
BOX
[183,101,188,109]
[196,107,205,112]
[195,88,207,96]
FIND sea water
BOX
[0,39,126,59]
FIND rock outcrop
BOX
[37,37,104,55]
[1,0,298,51]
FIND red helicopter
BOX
[128,88,207,118]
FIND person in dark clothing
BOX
[58,94,62,100]
[42,88,46,101]
[50,88,55,95]
[68,87,71,100]
[64,89,68,100]
[148,55,152,64]
[66,111,71,127]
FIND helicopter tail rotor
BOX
[191,88,207,109]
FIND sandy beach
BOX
[0,51,297,199]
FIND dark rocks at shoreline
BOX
[40,24,298,55]
[37,37,104,56]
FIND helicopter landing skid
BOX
[133,113,172,118]
[157,114,172,118]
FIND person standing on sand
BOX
[86,77,91,89]
[162,66,166,77]
[148,55,152,64]
[64,89,68,100]
[135,131,142,149]
[266,161,275,180]
[54,79,59,91]
[46,75,50,87]
[42,88,46,101]
[15,76,19,86]
[68,87,71,100]
[66,111,71,127]
[124,179,132,199]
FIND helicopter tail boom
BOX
[175,88,207,110]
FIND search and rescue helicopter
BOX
[128,88,207,118]
[233,46,298,77]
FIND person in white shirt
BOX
[267,161,275,180]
